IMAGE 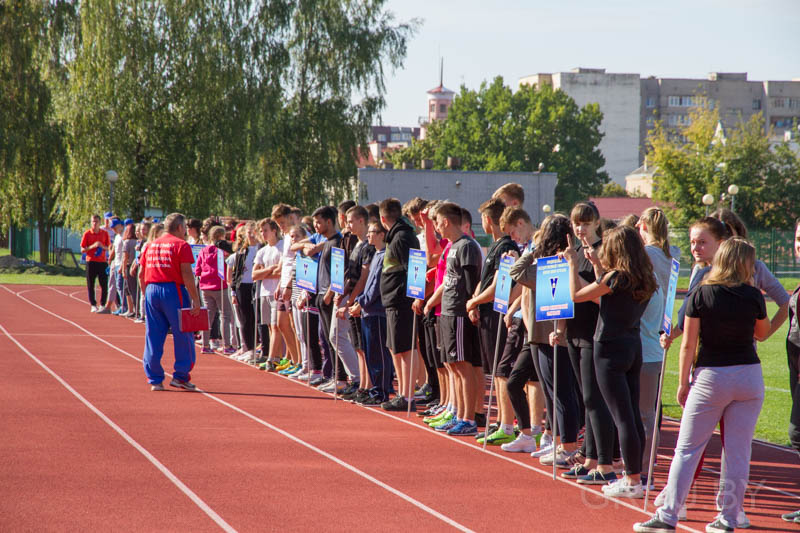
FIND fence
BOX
[9,224,84,266]
[670,228,800,276]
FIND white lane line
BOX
[6,333,144,338]
[0,321,237,533]
[7,285,474,533]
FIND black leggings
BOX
[235,283,256,351]
[788,340,800,453]
[567,342,619,464]
[416,313,439,396]
[594,339,645,476]
[86,261,109,307]
[306,311,323,371]
[507,342,536,430]
[537,343,579,443]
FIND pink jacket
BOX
[194,245,228,291]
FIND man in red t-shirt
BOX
[80,214,111,313]
[140,213,202,391]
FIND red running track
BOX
[1,284,798,532]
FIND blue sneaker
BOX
[447,420,478,436]
[576,469,618,485]
[111,309,123,316]
[434,418,460,433]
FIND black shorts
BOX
[386,305,414,354]
[439,315,481,367]
[348,314,364,352]
[498,317,528,379]
[479,310,507,374]
[423,313,443,369]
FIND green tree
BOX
[648,103,800,228]
[391,77,608,209]
[599,182,629,197]
[0,1,75,262]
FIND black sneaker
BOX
[382,396,416,412]
[476,423,500,440]
[633,516,675,533]
[309,376,326,387]
[361,396,383,406]
[342,388,363,401]
[418,403,440,417]
[705,519,734,533]
[352,390,371,404]
[414,383,433,402]
[474,412,487,428]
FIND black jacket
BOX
[379,217,420,309]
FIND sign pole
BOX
[644,257,681,511]
[551,322,559,480]
[332,299,339,401]
[330,247,346,402]
[483,314,505,451]
[252,280,260,365]
[406,248,428,417]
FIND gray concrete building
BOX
[519,68,641,187]
[519,69,800,184]
[357,168,557,226]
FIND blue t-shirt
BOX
[512,241,532,319]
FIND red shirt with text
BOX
[140,234,194,285]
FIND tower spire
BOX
[439,58,443,87]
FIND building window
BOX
[789,98,800,109]
[668,96,681,107]
[646,117,655,127]
[773,97,785,108]
[680,96,694,107]
[429,103,435,113]
[439,103,447,114]
[752,99,761,110]
[667,114,679,126]
[646,97,655,108]
[377,134,386,142]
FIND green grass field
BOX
[660,301,794,446]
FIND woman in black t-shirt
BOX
[781,220,800,525]
[564,225,657,499]
[634,237,770,533]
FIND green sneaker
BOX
[428,411,454,428]
[424,407,447,424]
[477,428,516,446]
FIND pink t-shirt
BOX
[434,240,451,316]
[194,245,228,291]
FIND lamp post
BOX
[702,193,714,216]
[105,170,119,213]
[542,203,552,224]
[727,184,739,212]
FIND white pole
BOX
[551,321,558,481]
[332,300,339,401]
[644,347,669,511]
[483,314,505,451]
[407,317,417,417]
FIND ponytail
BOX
[640,207,672,258]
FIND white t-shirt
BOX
[254,239,283,296]
[279,237,296,289]
[113,234,124,268]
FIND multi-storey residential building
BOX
[519,68,641,187]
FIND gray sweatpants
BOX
[657,364,764,527]
[201,289,234,348]
[329,308,360,380]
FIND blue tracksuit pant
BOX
[361,315,394,400]
[143,282,195,384]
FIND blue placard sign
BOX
[661,258,681,336]
[331,247,345,295]
[493,256,515,314]
[190,244,205,271]
[535,255,574,321]
[216,248,225,280]
[296,254,318,293]
[406,249,427,300]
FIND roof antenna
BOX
[439,57,443,87]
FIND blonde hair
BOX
[640,207,672,258]
[209,225,227,242]
[702,237,755,288]
[598,226,658,303]
[233,222,256,252]
[147,224,164,243]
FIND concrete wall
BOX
[553,71,641,187]
[357,168,557,225]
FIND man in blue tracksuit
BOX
[139,213,201,391]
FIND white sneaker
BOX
[736,510,750,528]
[237,351,254,362]
[291,370,309,380]
[539,446,576,467]
[539,432,553,449]
[531,442,554,458]
[502,434,538,453]
[602,478,644,499]
[90,305,98,313]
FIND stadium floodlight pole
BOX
[105,170,118,213]
[483,312,505,451]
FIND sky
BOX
[377,0,800,126]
